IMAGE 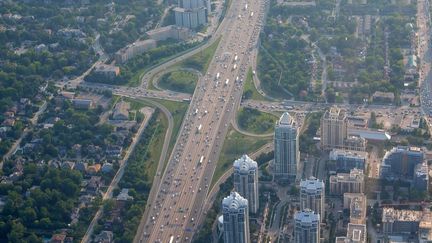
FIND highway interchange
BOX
[74,0,432,241]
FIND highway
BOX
[133,0,267,241]
[418,0,432,116]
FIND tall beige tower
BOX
[320,107,348,150]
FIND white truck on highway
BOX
[216,72,220,80]
[232,64,237,70]
[250,11,254,17]
[234,54,238,62]
[198,156,204,165]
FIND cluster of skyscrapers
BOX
[219,106,430,242]
[294,177,325,243]
[221,155,258,243]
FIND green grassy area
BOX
[237,107,278,134]
[243,67,268,101]
[127,97,189,169]
[175,37,221,73]
[151,99,188,152]
[158,70,198,94]
[145,112,168,178]
[211,127,271,187]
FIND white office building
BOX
[274,112,299,181]
[222,192,250,243]
[233,155,259,214]
[300,177,325,222]
[294,209,321,243]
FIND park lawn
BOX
[211,127,271,187]
[243,67,268,101]
[237,107,278,134]
[158,70,198,94]
[145,112,168,178]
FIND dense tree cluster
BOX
[259,13,311,99]
[23,99,122,161]
[0,165,82,242]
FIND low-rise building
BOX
[329,149,368,172]
[347,115,369,128]
[146,25,194,41]
[382,208,426,235]
[380,146,424,180]
[112,101,130,120]
[419,213,432,243]
[343,193,366,209]
[72,99,93,109]
[349,195,366,224]
[372,91,395,104]
[344,136,367,151]
[174,7,207,29]
[101,163,114,173]
[94,231,113,243]
[336,223,367,243]
[93,64,120,79]
[117,188,134,201]
[106,145,123,158]
[87,164,101,174]
[114,39,157,63]
[413,162,429,192]
[87,176,102,195]
[330,169,365,195]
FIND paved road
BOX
[81,107,155,243]
[79,82,192,103]
[134,0,267,241]
[418,0,432,118]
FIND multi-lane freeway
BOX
[133,0,266,241]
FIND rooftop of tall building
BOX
[323,106,346,120]
[382,208,423,222]
[222,191,248,211]
[300,177,324,191]
[294,209,320,223]
[233,154,258,173]
[330,169,364,182]
[277,112,295,126]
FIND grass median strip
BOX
[211,126,271,188]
